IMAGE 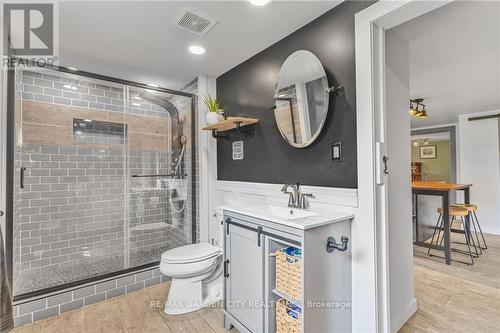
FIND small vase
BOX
[206,112,219,125]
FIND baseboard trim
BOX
[391,298,417,332]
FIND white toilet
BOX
[159,209,224,315]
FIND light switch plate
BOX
[332,141,343,161]
[232,141,244,160]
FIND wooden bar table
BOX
[412,181,472,265]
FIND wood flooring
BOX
[13,234,500,332]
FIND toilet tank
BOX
[211,208,224,247]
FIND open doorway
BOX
[355,1,500,332]
[387,1,500,331]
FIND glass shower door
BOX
[12,69,128,296]
[125,86,194,268]
[10,66,197,299]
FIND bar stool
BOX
[451,204,487,253]
[428,205,476,264]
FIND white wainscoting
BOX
[215,180,358,210]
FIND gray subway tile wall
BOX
[11,68,199,326]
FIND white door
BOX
[225,221,264,333]
[373,25,416,332]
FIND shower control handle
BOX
[0,211,4,217]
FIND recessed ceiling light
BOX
[67,66,78,71]
[188,45,206,55]
[147,83,159,88]
[249,0,273,7]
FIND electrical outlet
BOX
[332,142,343,161]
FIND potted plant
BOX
[204,95,223,125]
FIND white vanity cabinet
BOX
[222,207,352,333]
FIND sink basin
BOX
[267,205,317,220]
[221,203,354,230]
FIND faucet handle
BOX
[299,192,315,209]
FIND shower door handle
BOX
[223,259,230,278]
[257,226,263,247]
[20,167,27,189]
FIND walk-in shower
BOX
[5,65,198,300]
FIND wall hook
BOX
[326,85,345,96]
[326,236,349,253]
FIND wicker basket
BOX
[274,249,302,300]
[276,299,301,333]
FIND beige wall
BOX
[411,140,451,181]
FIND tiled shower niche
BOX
[12,69,198,296]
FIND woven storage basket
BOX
[275,249,302,300]
[276,299,301,333]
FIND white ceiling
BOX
[393,1,500,128]
[58,1,342,90]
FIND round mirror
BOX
[273,50,329,148]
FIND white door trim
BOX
[197,74,217,243]
[355,1,453,331]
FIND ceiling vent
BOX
[174,7,216,36]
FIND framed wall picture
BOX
[420,145,437,159]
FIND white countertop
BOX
[220,204,353,230]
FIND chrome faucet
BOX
[281,183,315,209]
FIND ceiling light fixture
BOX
[409,98,427,119]
[249,0,273,7]
[188,45,206,55]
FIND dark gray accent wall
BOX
[216,1,375,188]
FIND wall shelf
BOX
[202,116,258,140]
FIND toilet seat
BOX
[161,243,221,264]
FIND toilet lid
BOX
[161,243,221,263]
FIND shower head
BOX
[139,91,180,125]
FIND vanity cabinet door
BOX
[225,220,264,333]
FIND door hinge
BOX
[376,142,387,185]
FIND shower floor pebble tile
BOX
[13,282,238,333]
[15,246,171,295]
